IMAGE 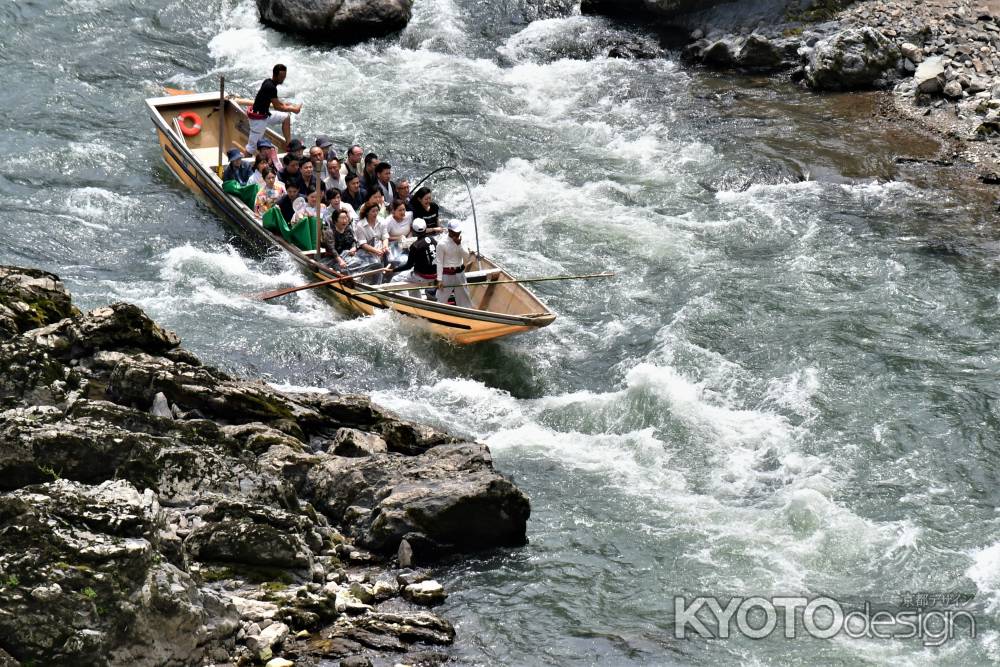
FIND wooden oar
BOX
[164,86,195,96]
[253,267,389,301]
[366,271,616,296]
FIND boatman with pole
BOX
[436,221,476,308]
[246,64,302,154]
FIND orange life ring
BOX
[178,111,202,137]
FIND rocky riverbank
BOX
[580,0,1000,179]
[0,266,530,667]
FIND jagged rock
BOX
[246,621,289,656]
[900,42,923,64]
[397,538,413,568]
[306,443,530,557]
[26,303,179,361]
[328,427,388,457]
[701,38,738,67]
[106,353,313,424]
[149,392,172,419]
[0,337,83,411]
[737,34,783,69]
[330,611,455,650]
[184,501,325,570]
[944,79,964,99]
[806,27,900,90]
[255,0,413,43]
[402,580,447,606]
[0,480,237,666]
[0,266,79,339]
[915,56,946,93]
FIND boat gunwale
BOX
[146,94,556,329]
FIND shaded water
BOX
[3,0,1000,664]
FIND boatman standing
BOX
[436,221,476,309]
[389,219,438,298]
[246,64,302,154]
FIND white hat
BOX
[411,218,426,233]
[446,220,462,233]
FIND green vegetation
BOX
[82,587,97,599]
[37,464,61,480]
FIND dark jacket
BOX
[393,235,438,277]
[276,193,301,223]
[222,161,253,185]
[410,201,440,229]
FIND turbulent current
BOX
[4,0,1000,664]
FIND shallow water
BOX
[3,0,1000,664]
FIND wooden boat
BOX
[144,90,556,344]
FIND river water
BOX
[3,0,1000,664]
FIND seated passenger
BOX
[276,181,303,223]
[257,138,282,174]
[410,187,440,229]
[389,218,439,298]
[386,198,413,266]
[222,149,253,185]
[316,135,335,157]
[290,189,325,228]
[363,189,388,220]
[353,202,390,282]
[374,162,396,203]
[324,188,358,223]
[396,178,411,208]
[286,137,306,161]
[254,168,286,216]
[280,153,301,183]
[323,209,359,271]
[361,152,379,197]
[341,145,364,181]
[325,156,346,192]
[309,146,327,179]
[343,173,365,211]
[295,157,325,198]
[249,154,270,188]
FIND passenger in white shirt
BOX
[353,202,389,283]
[324,157,347,192]
[386,198,414,267]
[436,220,476,308]
[323,188,357,223]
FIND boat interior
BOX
[150,94,551,318]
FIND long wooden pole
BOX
[254,267,388,301]
[217,76,225,178]
[368,272,615,296]
[315,166,323,255]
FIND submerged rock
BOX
[255,0,413,43]
[806,27,900,90]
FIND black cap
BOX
[315,135,334,149]
[287,138,304,151]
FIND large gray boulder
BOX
[256,0,413,42]
[806,27,900,90]
[0,480,238,666]
[306,443,530,558]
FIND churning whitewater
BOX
[2,0,1000,663]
